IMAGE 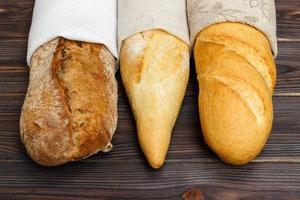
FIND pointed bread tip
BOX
[146,154,165,169]
[138,129,170,169]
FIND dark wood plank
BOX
[0,0,33,38]
[276,0,300,41]
[0,161,299,200]
[0,186,299,200]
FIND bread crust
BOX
[20,38,117,166]
[194,22,275,165]
[120,30,190,168]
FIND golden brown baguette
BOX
[194,22,276,165]
[20,38,118,166]
[120,30,190,168]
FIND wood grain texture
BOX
[0,0,299,199]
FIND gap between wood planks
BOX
[275,92,300,96]
[278,38,300,42]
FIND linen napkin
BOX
[27,0,118,65]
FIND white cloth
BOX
[118,0,190,52]
[187,0,278,57]
[27,0,118,65]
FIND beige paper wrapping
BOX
[187,0,278,57]
[118,0,190,52]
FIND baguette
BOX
[120,30,190,168]
[20,38,118,166]
[194,22,276,165]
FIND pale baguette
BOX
[120,30,190,168]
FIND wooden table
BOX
[0,0,299,199]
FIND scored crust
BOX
[194,22,275,165]
[20,38,118,166]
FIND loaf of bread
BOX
[194,22,276,165]
[120,30,190,168]
[20,38,118,166]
